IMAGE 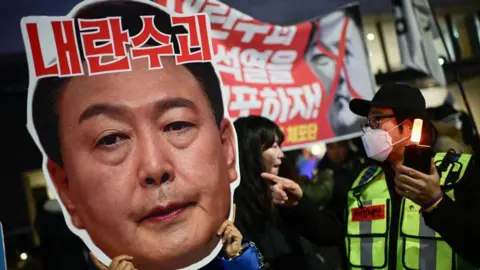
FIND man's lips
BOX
[140,202,195,223]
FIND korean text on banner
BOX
[156,0,376,150]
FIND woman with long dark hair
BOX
[233,115,343,270]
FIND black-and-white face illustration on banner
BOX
[22,0,240,269]
[306,9,375,137]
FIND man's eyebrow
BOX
[78,103,127,124]
[77,98,198,124]
[154,97,198,115]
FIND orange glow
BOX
[411,119,423,143]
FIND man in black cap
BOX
[340,83,480,269]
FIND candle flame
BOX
[411,119,423,143]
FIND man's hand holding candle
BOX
[394,159,443,211]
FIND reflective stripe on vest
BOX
[400,153,472,270]
[345,152,472,270]
[346,166,389,269]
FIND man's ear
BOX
[219,119,238,184]
[47,159,84,229]
[402,119,414,134]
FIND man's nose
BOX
[138,137,174,188]
[279,149,285,159]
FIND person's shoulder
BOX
[449,154,480,204]
[437,152,479,192]
[439,152,477,177]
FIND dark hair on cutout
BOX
[31,0,223,166]
[233,115,284,232]
[393,107,437,147]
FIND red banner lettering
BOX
[351,205,385,222]
[79,18,131,75]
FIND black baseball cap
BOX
[349,83,428,119]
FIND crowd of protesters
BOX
[41,83,476,270]
[10,0,480,269]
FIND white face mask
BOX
[361,122,409,162]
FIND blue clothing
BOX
[87,241,263,270]
[203,241,264,270]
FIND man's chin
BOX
[133,235,219,270]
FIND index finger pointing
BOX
[261,172,282,184]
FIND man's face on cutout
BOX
[308,11,373,135]
[48,56,237,270]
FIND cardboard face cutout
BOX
[21,0,240,269]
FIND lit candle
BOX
[411,119,423,144]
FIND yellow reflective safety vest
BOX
[345,152,475,270]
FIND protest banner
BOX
[157,0,376,150]
[393,0,447,86]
